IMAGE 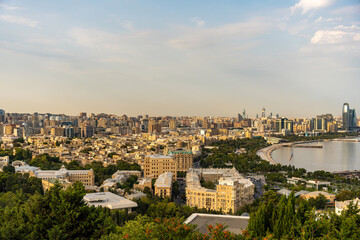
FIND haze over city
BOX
[1,0,359,117]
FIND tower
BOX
[262,107,266,118]
[343,103,350,130]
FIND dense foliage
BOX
[199,138,306,178]
[280,132,359,142]
[248,191,360,239]
[0,182,113,239]
[0,172,43,195]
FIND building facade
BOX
[169,150,193,172]
[186,168,255,213]
[143,154,177,179]
[154,172,173,198]
[35,165,95,186]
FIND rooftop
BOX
[146,154,174,159]
[84,192,138,210]
[155,172,173,188]
[184,213,249,234]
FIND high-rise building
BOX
[0,109,5,122]
[275,118,293,133]
[343,103,350,130]
[349,109,357,129]
[81,125,94,138]
[343,103,357,130]
[262,107,266,118]
[79,112,87,118]
[169,119,177,130]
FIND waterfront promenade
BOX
[257,140,326,165]
[256,144,282,165]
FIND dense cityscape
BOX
[1,0,360,239]
[0,103,359,239]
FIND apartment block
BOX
[154,172,173,198]
[143,154,177,179]
[169,150,193,172]
[186,168,255,213]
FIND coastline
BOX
[257,136,360,165]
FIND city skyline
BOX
[0,103,357,119]
[0,0,359,117]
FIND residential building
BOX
[134,177,153,191]
[335,198,360,215]
[143,154,177,179]
[169,119,177,130]
[154,172,173,198]
[169,149,193,172]
[186,168,255,213]
[81,125,94,138]
[300,191,336,206]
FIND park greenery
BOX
[280,132,359,142]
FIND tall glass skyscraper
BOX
[343,103,350,130]
[343,103,357,130]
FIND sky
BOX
[0,0,359,118]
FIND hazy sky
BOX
[0,0,359,118]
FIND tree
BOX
[172,181,180,200]
[336,190,356,201]
[2,165,15,173]
[0,182,113,239]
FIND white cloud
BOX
[122,20,134,31]
[314,16,341,23]
[168,19,270,49]
[311,25,360,44]
[190,17,205,27]
[0,4,20,10]
[291,0,333,14]
[0,15,38,27]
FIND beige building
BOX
[186,168,255,213]
[154,172,173,198]
[300,191,336,206]
[134,177,153,191]
[148,120,161,134]
[42,179,72,191]
[335,198,360,215]
[169,150,193,172]
[144,154,177,179]
[4,125,15,136]
[51,127,64,137]
[169,119,177,130]
[35,165,95,186]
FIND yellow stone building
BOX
[143,155,177,179]
[169,150,193,172]
[186,169,254,213]
[35,165,95,186]
[143,152,193,180]
[154,172,173,198]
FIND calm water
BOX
[271,138,360,172]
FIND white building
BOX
[84,192,138,211]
